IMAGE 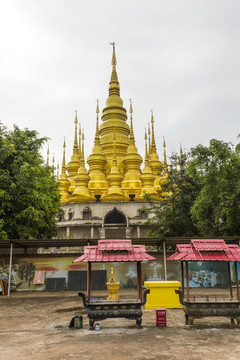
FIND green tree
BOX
[0,123,62,239]
[188,139,240,236]
[145,154,199,237]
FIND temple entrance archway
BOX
[104,208,127,225]
[102,208,128,239]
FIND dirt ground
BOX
[0,290,240,360]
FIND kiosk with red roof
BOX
[168,239,240,326]
[73,239,156,329]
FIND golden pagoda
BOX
[57,44,170,206]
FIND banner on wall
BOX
[0,255,239,291]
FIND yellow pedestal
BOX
[144,281,182,309]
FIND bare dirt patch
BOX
[0,291,240,360]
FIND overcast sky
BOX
[1,0,240,169]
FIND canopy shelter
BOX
[2,236,239,297]
[168,239,240,302]
[73,239,156,303]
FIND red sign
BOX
[156,308,166,327]
[33,271,45,285]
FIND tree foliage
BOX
[145,154,199,237]
[188,139,240,236]
[145,138,240,238]
[0,123,61,239]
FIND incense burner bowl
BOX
[79,289,150,330]
[176,290,240,327]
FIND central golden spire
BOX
[99,43,130,173]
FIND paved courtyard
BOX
[0,290,240,360]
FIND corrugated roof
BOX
[167,239,240,262]
[192,239,229,252]
[98,239,132,251]
[73,239,156,263]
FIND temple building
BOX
[56,44,169,240]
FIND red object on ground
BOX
[156,308,166,327]
[73,239,156,263]
[167,239,240,262]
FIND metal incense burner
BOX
[73,239,156,330]
[168,239,240,327]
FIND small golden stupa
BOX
[106,267,120,301]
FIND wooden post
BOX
[137,261,142,302]
[235,262,240,301]
[227,262,233,299]
[181,261,185,299]
[163,240,167,281]
[87,262,91,304]
[186,261,190,302]
[7,242,13,297]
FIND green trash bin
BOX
[74,316,83,329]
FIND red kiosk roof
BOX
[73,239,156,263]
[167,239,240,262]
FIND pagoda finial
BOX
[129,98,135,143]
[163,136,167,167]
[110,42,117,65]
[81,129,85,162]
[52,153,55,176]
[58,137,70,204]
[47,144,49,166]
[145,129,149,166]
[151,110,157,153]
[57,161,59,180]
[78,123,82,157]
[95,99,100,144]
[61,137,66,172]
[109,42,120,96]
[148,122,151,155]
[74,110,78,152]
